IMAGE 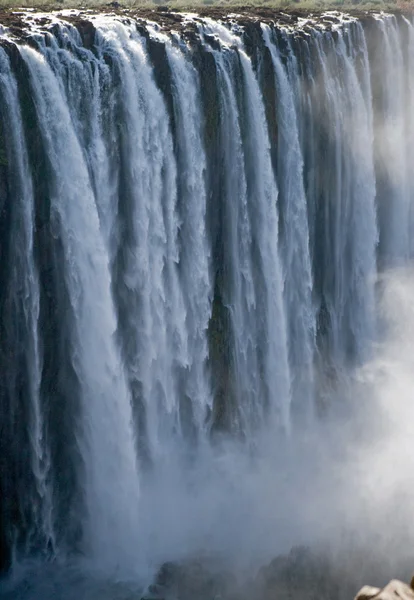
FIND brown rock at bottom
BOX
[355,579,414,600]
[354,585,381,600]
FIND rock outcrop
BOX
[141,559,239,600]
[355,579,414,600]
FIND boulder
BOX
[355,580,414,600]
[257,545,342,600]
[152,559,237,600]
[355,586,381,600]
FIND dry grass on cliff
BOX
[0,0,410,11]
[165,0,406,11]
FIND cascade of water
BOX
[200,20,291,432]
[261,24,316,424]
[313,32,350,370]
[403,16,414,257]
[0,48,55,559]
[20,43,141,569]
[93,21,189,463]
[307,27,377,370]
[372,16,409,266]
[46,23,121,258]
[162,33,213,436]
[198,23,261,434]
[334,26,378,362]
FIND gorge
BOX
[1,6,414,599]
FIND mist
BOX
[124,267,414,592]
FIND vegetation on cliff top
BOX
[0,0,411,13]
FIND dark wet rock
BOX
[153,559,238,600]
[71,18,96,49]
[140,594,165,600]
[257,546,341,600]
[146,37,176,140]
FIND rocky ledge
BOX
[0,4,412,45]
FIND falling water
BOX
[372,16,409,266]
[20,42,141,567]
[199,19,291,432]
[262,24,315,423]
[0,47,55,558]
[155,26,213,437]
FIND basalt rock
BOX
[256,546,341,600]
[152,559,238,600]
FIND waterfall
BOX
[0,9,414,585]
[262,24,315,424]
[163,32,213,437]
[405,16,414,257]
[0,47,55,558]
[372,16,409,266]
[20,41,141,567]
[199,19,291,433]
